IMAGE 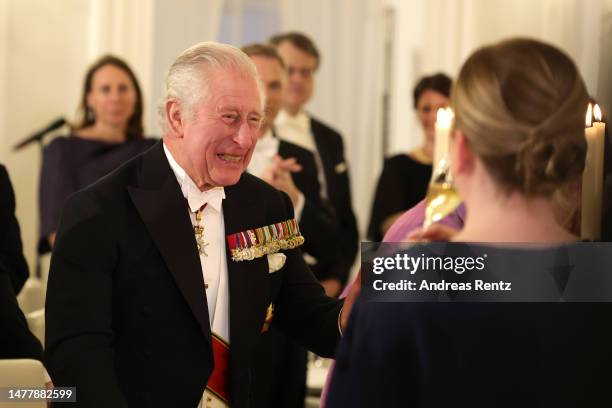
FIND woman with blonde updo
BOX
[327,39,612,408]
[449,38,587,242]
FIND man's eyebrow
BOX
[215,104,261,117]
[215,104,240,112]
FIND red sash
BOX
[204,333,230,406]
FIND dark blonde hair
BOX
[452,38,589,196]
[77,55,144,140]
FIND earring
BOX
[86,107,95,122]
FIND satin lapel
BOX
[127,143,212,345]
[311,119,336,196]
[223,178,270,360]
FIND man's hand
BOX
[320,278,342,297]
[340,270,361,333]
[262,156,303,207]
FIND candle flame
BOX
[586,103,593,127]
[436,107,454,127]
[593,104,602,122]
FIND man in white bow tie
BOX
[45,41,359,408]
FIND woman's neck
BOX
[454,188,576,244]
[422,138,434,159]
[77,122,126,143]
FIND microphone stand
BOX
[14,117,67,279]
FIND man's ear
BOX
[165,99,184,137]
[451,130,475,176]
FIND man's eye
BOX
[223,114,238,122]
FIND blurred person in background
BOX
[38,55,155,254]
[368,73,452,242]
[270,32,358,297]
[0,164,43,360]
[328,38,612,407]
[243,42,344,408]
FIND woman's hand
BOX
[403,223,459,242]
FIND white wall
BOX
[4,0,91,274]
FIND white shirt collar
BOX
[163,142,226,213]
[275,110,311,132]
[274,110,316,152]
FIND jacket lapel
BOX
[223,178,270,374]
[127,142,212,346]
[310,119,336,197]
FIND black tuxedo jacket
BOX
[45,141,342,408]
[0,263,43,361]
[277,139,346,273]
[0,164,29,294]
[300,117,358,285]
[0,164,41,361]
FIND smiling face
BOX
[167,68,263,190]
[86,64,137,129]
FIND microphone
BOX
[13,117,67,151]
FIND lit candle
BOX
[593,104,606,142]
[433,107,454,172]
[581,103,604,240]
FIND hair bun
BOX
[516,126,586,195]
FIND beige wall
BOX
[1,0,154,277]
[3,0,611,276]
[387,0,610,155]
[3,0,90,276]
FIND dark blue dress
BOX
[38,135,156,254]
[328,245,612,407]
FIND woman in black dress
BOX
[368,73,452,241]
[38,55,155,253]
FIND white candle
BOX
[581,103,604,240]
[433,108,454,173]
[593,104,606,143]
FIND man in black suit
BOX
[0,164,43,361]
[242,43,344,408]
[270,32,358,297]
[45,41,357,408]
[243,43,343,283]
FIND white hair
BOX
[157,41,265,134]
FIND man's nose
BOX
[234,122,254,149]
